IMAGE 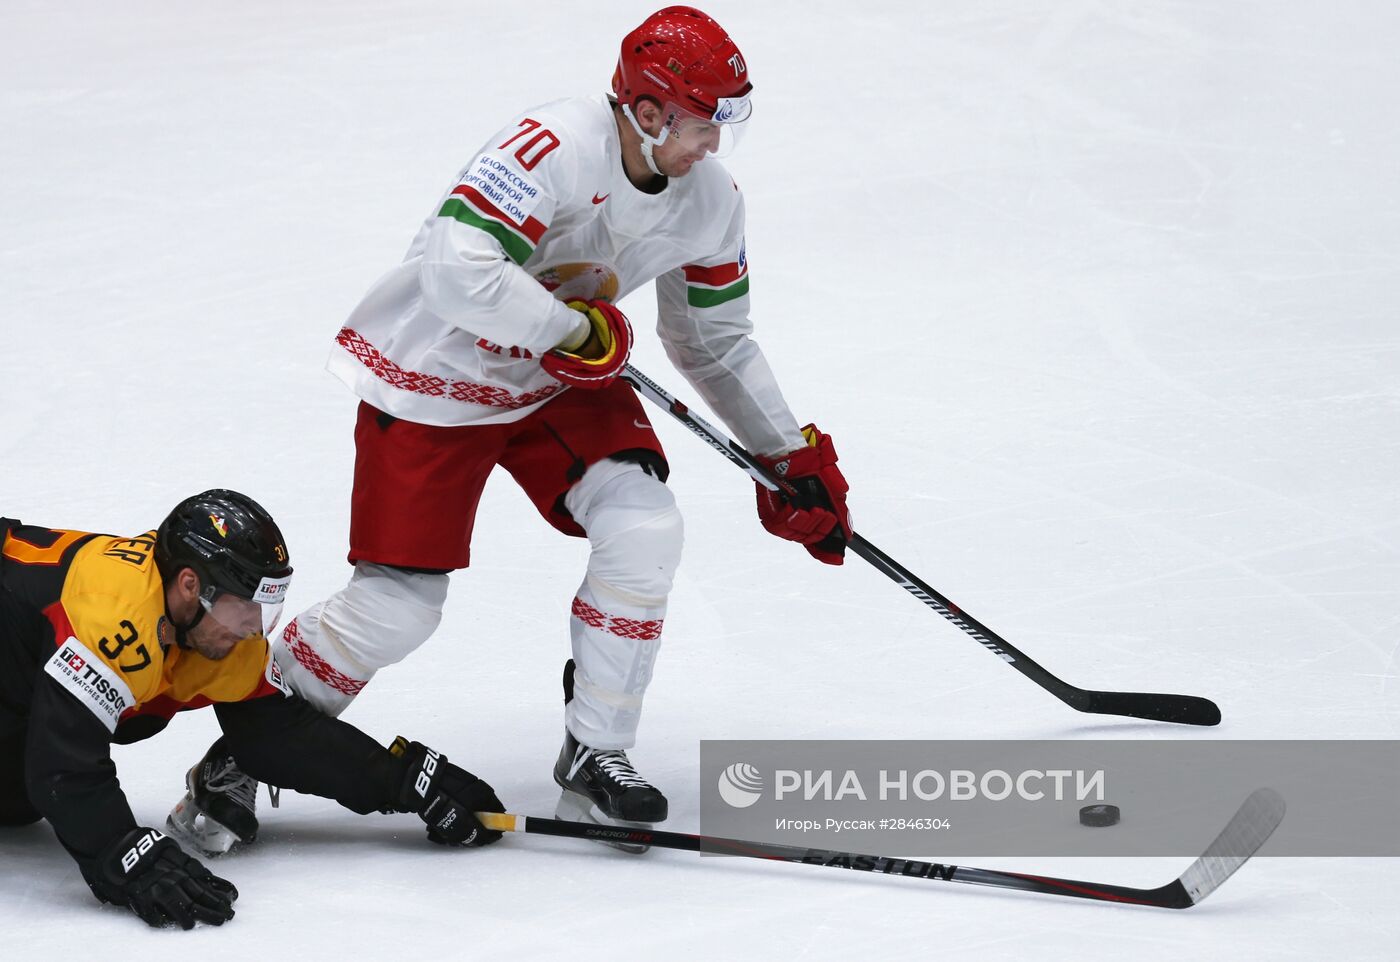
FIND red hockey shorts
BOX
[347,380,668,570]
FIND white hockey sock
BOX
[563,460,683,749]
[566,580,668,749]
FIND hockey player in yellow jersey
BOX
[0,490,505,929]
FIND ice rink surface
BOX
[3,1,1398,958]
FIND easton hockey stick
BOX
[621,364,1221,727]
[477,787,1283,909]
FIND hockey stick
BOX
[477,787,1283,909]
[620,365,1221,727]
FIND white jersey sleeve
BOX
[655,191,805,458]
[416,112,588,354]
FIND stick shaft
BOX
[478,788,1285,909]
[476,812,1190,908]
[621,364,1219,726]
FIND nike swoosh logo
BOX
[592,193,609,205]
[633,420,650,430]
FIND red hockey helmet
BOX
[613,6,753,121]
[612,7,753,168]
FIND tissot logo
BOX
[266,656,290,696]
[256,574,291,602]
[47,640,134,733]
[53,645,131,715]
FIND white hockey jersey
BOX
[326,94,804,457]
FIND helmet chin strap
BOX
[621,102,668,177]
[169,602,203,649]
[165,579,213,649]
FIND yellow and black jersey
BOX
[0,516,406,862]
[0,522,287,735]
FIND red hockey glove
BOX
[540,299,632,389]
[754,424,852,565]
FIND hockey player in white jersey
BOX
[171,5,853,852]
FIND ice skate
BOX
[553,729,667,854]
[166,737,259,856]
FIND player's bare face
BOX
[653,123,721,178]
[624,102,724,179]
[653,137,709,177]
[185,616,257,660]
[187,590,266,660]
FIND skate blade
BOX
[554,789,655,854]
[166,791,241,857]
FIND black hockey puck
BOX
[1079,804,1120,827]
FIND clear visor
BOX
[200,578,288,640]
[660,95,751,158]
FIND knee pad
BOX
[566,459,684,607]
[319,563,449,670]
[274,563,448,716]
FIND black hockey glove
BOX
[390,737,505,847]
[81,827,238,929]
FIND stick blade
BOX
[1173,787,1286,907]
[1080,690,1222,726]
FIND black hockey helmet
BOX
[155,490,292,631]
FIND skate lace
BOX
[205,758,258,811]
[592,750,652,789]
